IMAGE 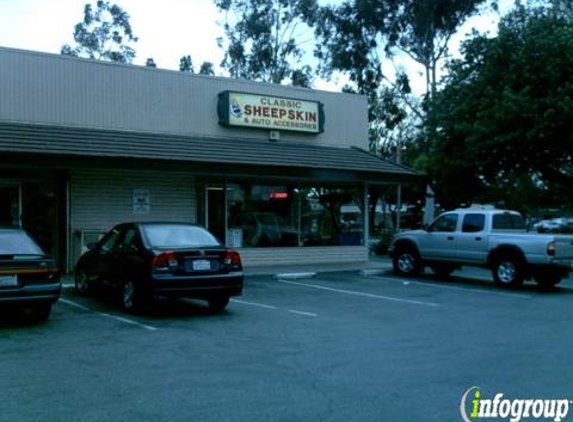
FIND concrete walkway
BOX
[60,255,393,286]
[244,254,393,278]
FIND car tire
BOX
[492,255,525,287]
[74,269,92,296]
[208,295,230,313]
[430,264,455,278]
[392,245,422,277]
[534,271,563,289]
[27,303,52,322]
[122,280,145,313]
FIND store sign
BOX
[217,91,325,134]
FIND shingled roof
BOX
[0,123,424,183]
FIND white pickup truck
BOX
[389,209,573,287]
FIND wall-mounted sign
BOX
[218,91,325,134]
[133,189,151,214]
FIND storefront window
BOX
[227,182,300,248]
[226,182,364,248]
[300,187,363,247]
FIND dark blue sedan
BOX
[74,223,244,313]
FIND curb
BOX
[273,272,318,280]
[359,269,388,277]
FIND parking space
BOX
[3,269,573,422]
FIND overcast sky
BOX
[0,0,510,94]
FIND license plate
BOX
[192,260,211,271]
[0,275,18,287]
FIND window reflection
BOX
[227,183,299,247]
[300,187,363,246]
[226,182,363,248]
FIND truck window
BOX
[492,213,526,230]
[462,214,485,233]
[431,214,459,232]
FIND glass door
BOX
[0,182,21,227]
[206,186,226,244]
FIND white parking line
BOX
[230,299,278,310]
[276,279,439,307]
[59,298,158,331]
[373,276,534,299]
[289,310,318,317]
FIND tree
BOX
[198,62,215,75]
[215,0,318,85]
[61,1,138,63]
[312,0,494,154]
[421,6,573,211]
[179,55,194,73]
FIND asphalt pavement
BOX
[2,257,573,422]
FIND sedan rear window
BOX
[142,225,220,248]
[0,231,44,255]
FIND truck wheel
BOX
[492,256,524,287]
[392,246,421,277]
[534,271,563,289]
[430,264,455,278]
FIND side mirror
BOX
[87,242,96,251]
[423,224,432,232]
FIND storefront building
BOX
[0,47,422,272]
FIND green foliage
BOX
[312,0,492,154]
[60,1,137,63]
[179,56,215,76]
[215,0,318,85]
[199,62,216,76]
[422,6,573,211]
[179,55,194,72]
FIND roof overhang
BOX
[0,123,425,185]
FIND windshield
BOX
[142,224,220,248]
[0,231,44,255]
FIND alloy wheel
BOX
[496,261,516,284]
[122,281,136,311]
[398,253,415,273]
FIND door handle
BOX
[447,236,454,241]
[475,237,482,241]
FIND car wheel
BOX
[534,271,563,289]
[208,295,230,313]
[75,269,92,296]
[27,303,52,322]
[430,264,455,278]
[122,280,143,313]
[392,246,421,277]
[492,256,524,287]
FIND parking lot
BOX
[2,269,573,422]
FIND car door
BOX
[84,227,124,284]
[113,226,147,284]
[456,213,488,264]
[418,213,460,261]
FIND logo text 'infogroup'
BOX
[460,387,571,422]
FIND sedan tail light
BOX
[224,250,242,267]
[152,251,178,268]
